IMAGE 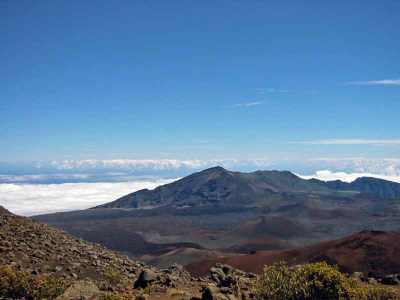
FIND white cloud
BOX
[306,158,400,176]
[0,174,90,182]
[233,102,263,107]
[0,178,178,216]
[296,170,400,183]
[346,79,400,85]
[294,139,400,145]
[50,159,209,171]
[256,88,275,94]
[29,158,400,177]
[168,145,225,150]
[251,158,275,167]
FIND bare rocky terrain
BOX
[2,205,400,300]
[0,205,260,299]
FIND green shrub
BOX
[297,262,359,300]
[251,261,399,300]
[105,267,124,285]
[142,282,155,294]
[360,286,399,300]
[99,292,124,300]
[0,266,70,300]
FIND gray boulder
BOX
[56,280,100,300]
[202,286,224,300]
[210,267,227,283]
[134,269,157,288]
[381,274,400,285]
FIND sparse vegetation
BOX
[359,286,399,300]
[105,267,124,285]
[142,282,155,294]
[9,217,36,228]
[0,266,70,300]
[99,292,124,300]
[251,261,399,300]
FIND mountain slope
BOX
[0,206,143,282]
[186,230,400,278]
[94,167,400,209]
[228,216,317,240]
[0,206,209,299]
[94,167,280,209]
[311,177,400,199]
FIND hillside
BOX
[228,216,317,240]
[220,216,322,249]
[0,206,203,298]
[94,167,400,209]
[0,205,256,299]
[4,205,400,299]
[310,176,400,199]
[0,207,145,282]
[186,230,400,278]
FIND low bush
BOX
[105,267,124,285]
[99,292,124,300]
[360,286,399,300]
[251,261,399,300]
[0,266,70,300]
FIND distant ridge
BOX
[94,166,400,209]
[309,176,400,199]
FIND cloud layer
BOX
[3,158,400,180]
[296,170,400,183]
[0,178,177,216]
[306,158,400,176]
[48,159,208,171]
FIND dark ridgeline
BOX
[94,166,400,209]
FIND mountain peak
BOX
[93,168,400,209]
[202,166,228,173]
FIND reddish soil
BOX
[186,230,400,278]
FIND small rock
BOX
[368,277,377,284]
[202,286,224,300]
[351,272,365,282]
[9,261,18,267]
[210,267,226,283]
[219,287,231,294]
[222,265,233,275]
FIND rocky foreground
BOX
[0,206,257,299]
[2,206,400,300]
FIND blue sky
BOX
[1,0,399,162]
